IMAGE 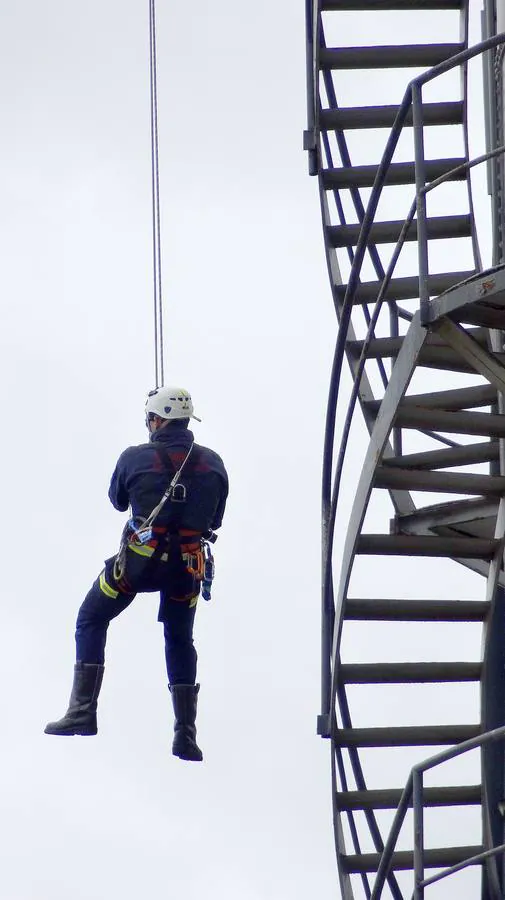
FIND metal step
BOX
[356,534,499,557]
[347,330,493,371]
[380,382,498,412]
[328,214,471,247]
[340,661,481,683]
[335,270,474,303]
[320,44,465,70]
[374,467,505,495]
[382,441,499,470]
[336,785,481,811]
[414,346,487,372]
[320,101,464,130]
[348,338,502,373]
[322,158,465,190]
[367,383,496,413]
[345,598,490,621]
[393,495,498,532]
[323,1,463,9]
[395,407,505,437]
[347,328,485,352]
[343,845,482,874]
[336,724,480,747]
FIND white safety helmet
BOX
[145,386,201,424]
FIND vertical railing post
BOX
[304,0,319,176]
[389,301,402,456]
[413,769,425,900]
[412,81,430,326]
[494,4,505,265]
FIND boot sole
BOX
[173,751,203,762]
[44,728,97,736]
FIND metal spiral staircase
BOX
[305,2,505,898]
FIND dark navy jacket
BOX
[108,422,228,533]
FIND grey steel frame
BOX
[306,6,505,898]
[318,31,505,725]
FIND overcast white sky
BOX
[0,1,498,899]
[0,2,339,899]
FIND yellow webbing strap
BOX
[99,571,119,599]
[127,542,155,559]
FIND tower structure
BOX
[305,2,505,897]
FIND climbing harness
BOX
[135,443,194,539]
[112,443,217,601]
[113,442,195,582]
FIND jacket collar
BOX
[150,423,194,447]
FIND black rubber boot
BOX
[170,684,203,761]
[44,662,104,736]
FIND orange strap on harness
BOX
[183,548,205,580]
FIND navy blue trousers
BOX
[75,553,198,685]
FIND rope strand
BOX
[149,0,164,387]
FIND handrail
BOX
[326,143,505,552]
[370,725,505,900]
[320,88,413,720]
[421,842,505,890]
[320,31,505,722]
[328,140,505,628]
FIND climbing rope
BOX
[149,0,164,388]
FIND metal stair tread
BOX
[393,497,498,534]
[342,845,483,873]
[336,784,481,810]
[348,337,504,372]
[336,724,480,747]
[345,598,490,620]
[322,158,465,189]
[320,101,463,130]
[394,407,505,437]
[366,383,496,413]
[340,661,481,683]
[347,328,486,353]
[356,534,499,557]
[328,215,471,247]
[323,1,463,8]
[382,442,499,470]
[347,327,487,355]
[320,43,465,70]
[374,466,505,495]
[335,270,474,303]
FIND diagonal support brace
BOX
[434,317,505,394]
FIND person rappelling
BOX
[44,387,229,761]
